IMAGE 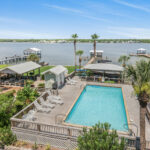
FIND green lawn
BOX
[0,64,9,69]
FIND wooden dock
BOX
[130,53,150,58]
[0,55,27,65]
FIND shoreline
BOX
[1,39,150,43]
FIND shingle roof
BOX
[42,65,67,75]
[0,61,41,74]
[84,63,123,72]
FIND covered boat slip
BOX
[0,61,41,86]
[83,63,124,82]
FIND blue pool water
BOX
[65,85,128,131]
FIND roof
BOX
[24,48,41,52]
[42,65,67,75]
[137,48,146,51]
[90,50,104,53]
[0,61,41,75]
[84,63,123,72]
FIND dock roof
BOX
[84,63,123,72]
[0,61,41,75]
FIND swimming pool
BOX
[65,85,128,131]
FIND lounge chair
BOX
[68,77,78,83]
[22,110,36,121]
[39,97,55,108]
[34,101,51,113]
[47,90,61,100]
[66,80,76,85]
[49,98,64,105]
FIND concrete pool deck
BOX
[32,76,150,139]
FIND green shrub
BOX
[0,127,17,147]
[38,83,45,88]
[104,80,115,84]
[32,142,38,150]
[77,122,125,150]
[45,144,51,150]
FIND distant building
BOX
[90,50,103,58]
[23,48,41,58]
[137,48,146,54]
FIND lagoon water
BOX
[0,42,150,65]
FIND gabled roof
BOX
[0,61,41,75]
[84,63,123,72]
[42,65,67,75]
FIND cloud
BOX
[0,17,28,24]
[43,4,109,22]
[113,0,150,13]
[107,27,150,38]
[43,4,83,14]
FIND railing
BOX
[11,118,82,138]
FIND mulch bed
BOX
[13,141,64,150]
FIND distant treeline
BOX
[1,39,150,43]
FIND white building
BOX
[90,50,104,58]
[137,48,146,54]
[42,65,68,89]
[23,48,41,58]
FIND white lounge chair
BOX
[66,79,76,85]
[47,90,61,100]
[49,98,64,105]
[22,110,36,121]
[39,97,55,108]
[34,101,51,113]
[68,77,78,83]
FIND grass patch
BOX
[0,64,9,69]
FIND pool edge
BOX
[62,83,130,136]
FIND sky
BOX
[1,0,150,39]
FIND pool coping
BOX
[62,83,131,136]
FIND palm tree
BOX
[27,54,39,63]
[118,55,130,67]
[72,34,78,72]
[126,60,150,150]
[76,50,84,69]
[91,34,99,57]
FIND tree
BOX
[0,91,16,127]
[76,50,84,69]
[27,54,39,63]
[0,127,16,148]
[118,55,130,67]
[15,85,39,112]
[72,34,78,72]
[126,60,150,150]
[91,34,99,57]
[77,122,125,150]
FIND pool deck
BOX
[32,76,150,139]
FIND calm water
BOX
[0,42,150,65]
[65,85,128,131]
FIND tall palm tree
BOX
[76,50,84,69]
[118,55,130,67]
[91,34,99,57]
[72,34,78,72]
[126,60,150,150]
